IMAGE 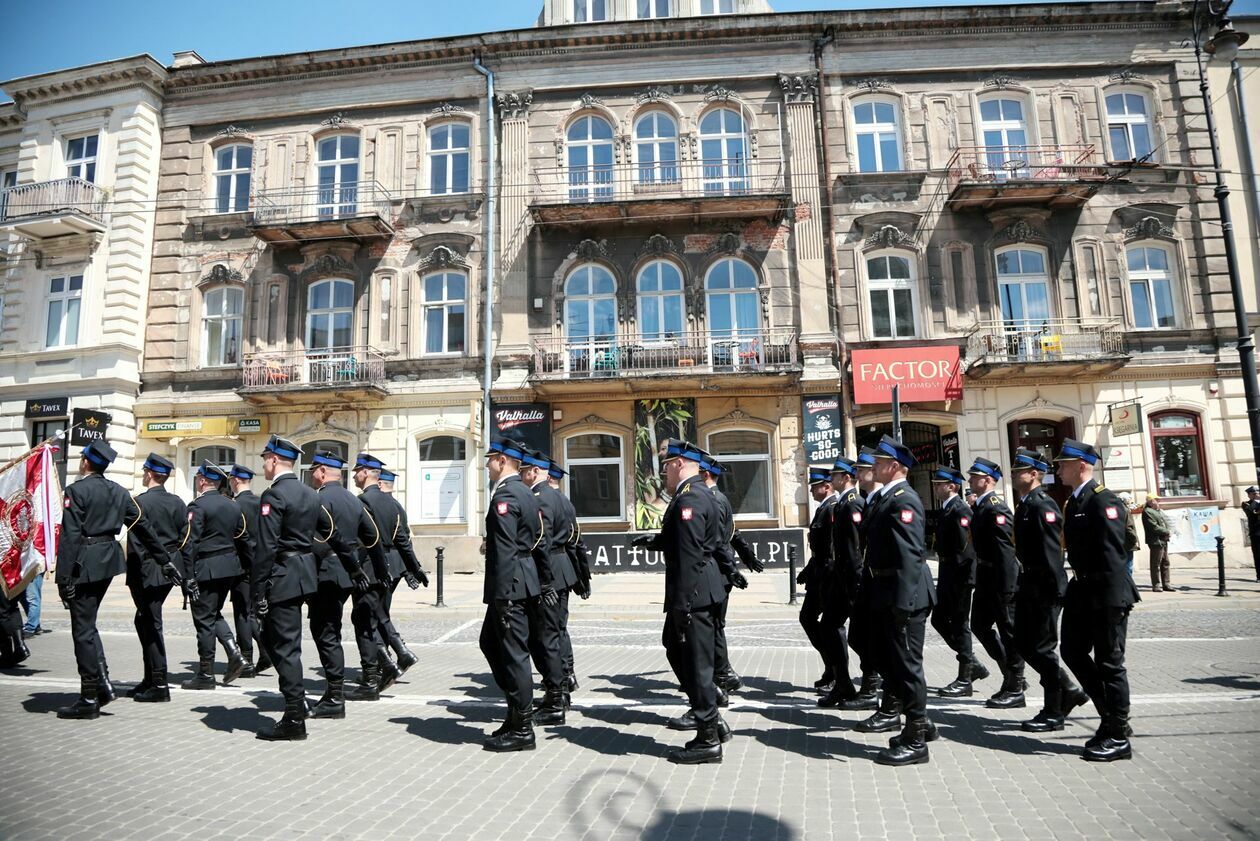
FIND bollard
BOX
[1216,536,1228,597]
[435,546,446,607]
[788,544,798,605]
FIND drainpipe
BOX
[1233,59,1260,260]
[473,55,496,452]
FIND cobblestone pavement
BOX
[2,572,1259,841]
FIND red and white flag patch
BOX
[852,512,862,523]
[900,509,914,524]
[188,511,194,522]
[497,502,509,515]
[996,515,1007,526]
[65,497,71,509]
[1045,511,1057,524]
[261,503,271,516]
[681,508,693,521]
[1105,506,1119,520]
[960,517,970,528]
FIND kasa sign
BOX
[851,346,963,404]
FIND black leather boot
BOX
[970,659,991,683]
[985,669,1026,709]
[1022,685,1065,732]
[222,638,245,686]
[890,717,938,747]
[565,673,579,692]
[841,672,881,710]
[818,682,859,708]
[716,669,743,693]
[855,707,903,733]
[1083,720,1133,762]
[256,706,308,741]
[349,664,380,701]
[182,658,217,690]
[535,688,566,726]
[813,668,835,691]
[716,685,729,708]
[876,718,930,766]
[667,709,698,731]
[128,667,152,698]
[254,645,273,675]
[97,657,116,707]
[484,705,537,752]
[310,679,346,719]
[1060,675,1089,719]
[668,718,723,764]
[937,661,974,698]
[239,650,256,679]
[396,646,419,674]
[376,652,401,694]
[134,669,171,703]
[57,678,101,720]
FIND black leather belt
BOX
[279,551,310,561]
[82,535,115,545]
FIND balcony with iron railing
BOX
[528,157,789,224]
[964,317,1129,380]
[532,328,799,382]
[945,145,1108,210]
[0,177,107,239]
[238,346,389,401]
[247,180,395,244]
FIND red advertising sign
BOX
[851,346,963,404]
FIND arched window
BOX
[416,435,467,523]
[428,123,470,195]
[190,445,237,495]
[995,247,1050,328]
[708,429,772,518]
[567,115,614,201]
[565,264,617,342]
[307,278,354,351]
[565,433,624,521]
[1106,90,1155,163]
[214,143,252,213]
[699,108,749,194]
[705,258,759,338]
[852,98,902,173]
[202,286,244,367]
[300,439,348,488]
[316,134,360,217]
[1150,411,1207,498]
[634,112,679,185]
[637,260,685,341]
[865,252,919,339]
[1126,244,1177,329]
[978,95,1030,178]
[422,271,467,355]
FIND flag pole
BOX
[0,425,78,477]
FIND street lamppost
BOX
[1189,1,1258,488]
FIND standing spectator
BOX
[1118,492,1140,575]
[20,569,44,638]
[1244,487,1260,583]
[1141,494,1173,593]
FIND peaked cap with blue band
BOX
[379,469,397,482]
[311,450,346,470]
[873,434,917,468]
[521,448,551,470]
[808,465,833,485]
[197,461,229,482]
[967,456,1002,480]
[1053,439,1100,465]
[229,463,255,480]
[142,453,174,476]
[931,466,966,485]
[830,456,857,476]
[261,435,301,461]
[82,441,117,468]
[354,452,385,471]
[856,446,878,467]
[1011,448,1051,473]
[487,437,525,461]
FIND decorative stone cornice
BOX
[495,91,532,121]
[638,233,679,259]
[864,224,915,249]
[574,238,612,261]
[4,56,167,110]
[199,263,244,287]
[777,73,818,104]
[706,232,743,256]
[432,102,468,118]
[996,219,1041,242]
[851,78,890,92]
[1124,215,1174,241]
[419,244,470,270]
[983,75,1019,90]
[635,85,673,105]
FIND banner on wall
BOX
[69,409,110,447]
[940,431,960,469]
[586,528,805,572]
[851,346,963,404]
[1164,505,1223,554]
[802,396,843,465]
[490,403,551,455]
[633,398,696,530]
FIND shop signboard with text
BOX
[851,346,963,404]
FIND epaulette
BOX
[989,495,1002,505]
[1095,485,1106,492]
[894,489,905,496]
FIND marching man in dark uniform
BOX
[657,440,731,764]
[228,464,270,678]
[864,435,936,766]
[930,466,987,698]
[181,461,253,690]
[967,457,1026,709]
[309,451,387,718]
[1244,486,1260,582]
[846,446,884,710]
[125,453,189,703]
[698,455,757,695]
[1055,439,1140,761]
[818,456,864,708]
[373,468,427,675]
[520,448,579,724]
[57,441,179,720]
[252,436,321,740]
[799,465,840,693]
[480,438,545,752]
[548,460,594,673]
[1010,448,1089,733]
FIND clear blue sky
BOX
[3,0,1259,81]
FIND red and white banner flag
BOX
[0,444,62,600]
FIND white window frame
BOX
[299,439,349,488]
[565,264,618,342]
[66,134,98,183]
[977,94,1031,179]
[201,286,244,368]
[994,245,1053,328]
[421,271,467,356]
[851,97,903,173]
[415,435,467,524]
[701,0,735,13]
[1125,243,1178,330]
[213,143,252,213]
[704,258,760,339]
[189,444,237,495]
[567,115,615,202]
[636,260,686,342]
[698,107,749,195]
[316,134,360,217]
[706,427,773,520]
[865,250,920,339]
[633,111,680,186]
[572,0,608,22]
[0,168,15,221]
[564,433,625,523]
[306,278,355,351]
[637,0,671,18]
[427,122,471,195]
[1105,89,1157,163]
[46,275,83,348]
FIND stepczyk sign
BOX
[585,528,805,573]
[851,346,963,404]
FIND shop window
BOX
[416,435,466,523]
[565,433,624,521]
[300,439,348,487]
[190,445,236,494]
[1150,411,1208,498]
[708,428,772,518]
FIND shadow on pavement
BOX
[932,709,1081,756]
[1183,674,1260,692]
[642,809,798,841]
[451,671,500,697]
[547,723,666,757]
[389,714,488,745]
[21,692,77,714]
[191,704,272,734]
[746,706,870,761]
[733,675,802,702]
[588,671,680,702]
[582,705,676,729]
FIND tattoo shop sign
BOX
[802,396,843,464]
[490,403,551,454]
[585,528,806,573]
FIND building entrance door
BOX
[1007,416,1076,509]
[859,421,943,531]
